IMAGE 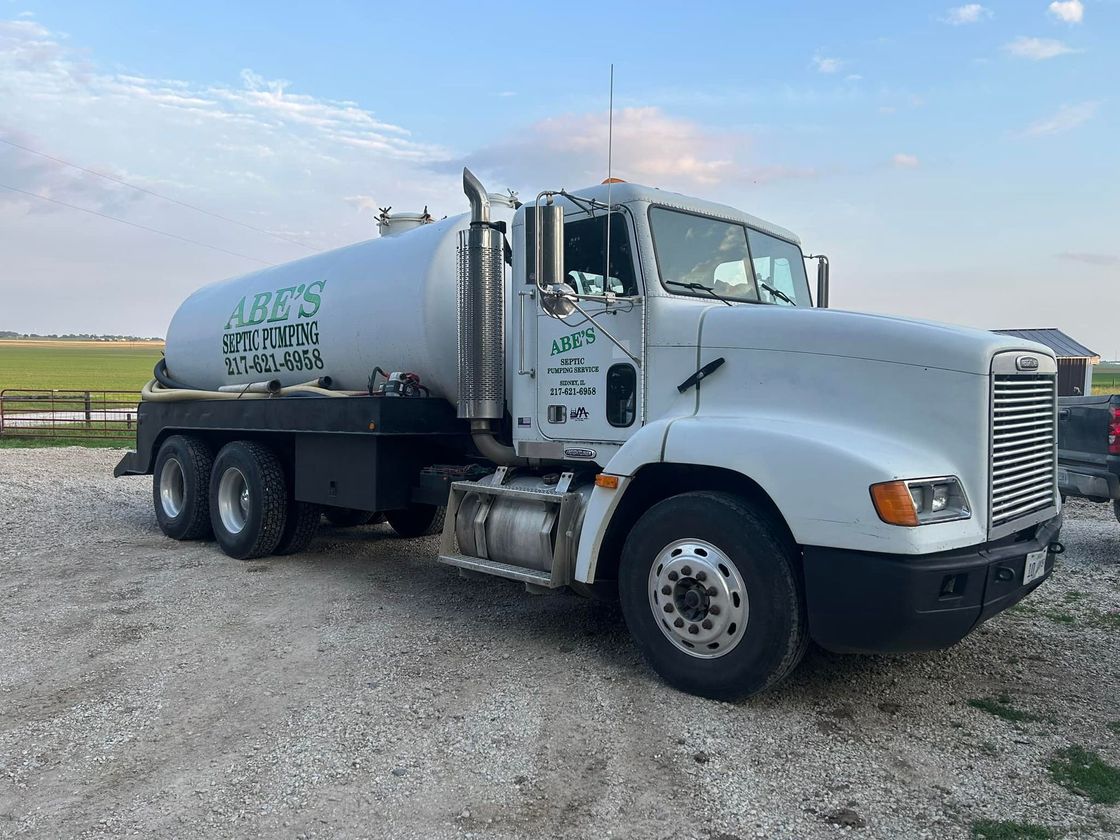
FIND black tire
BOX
[324,508,377,527]
[274,500,321,555]
[385,504,445,538]
[152,435,213,540]
[1114,499,1120,525]
[619,491,808,701]
[208,441,288,560]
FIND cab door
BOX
[535,210,643,444]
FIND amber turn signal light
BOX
[870,481,919,527]
[595,474,620,489]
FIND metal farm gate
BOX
[0,390,141,444]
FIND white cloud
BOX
[941,4,993,25]
[891,153,920,169]
[1048,0,1084,24]
[845,74,863,82]
[1022,101,1100,136]
[450,107,816,192]
[0,16,456,335]
[812,54,843,74]
[1003,36,1079,60]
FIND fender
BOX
[574,415,990,583]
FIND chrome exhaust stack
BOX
[458,168,505,420]
[459,168,522,466]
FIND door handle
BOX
[1058,408,1070,420]
[518,289,535,377]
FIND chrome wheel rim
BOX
[648,538,748,659]
[217,467,250,535]
[158,458,185,518]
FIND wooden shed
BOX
[993,328,1100,396]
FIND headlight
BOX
[870,477,971,527]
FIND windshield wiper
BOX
[760,281,797,306]
[665,280,733,307]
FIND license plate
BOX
[1023,549,1048,585]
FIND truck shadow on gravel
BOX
[261,525,951,706]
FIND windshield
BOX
[649,206,812,306]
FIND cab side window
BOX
[563,213,638,296]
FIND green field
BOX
[1093,365,1120,395]
[0,340,163,392]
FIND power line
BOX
[0,182,275,266]
[0,135,320,252]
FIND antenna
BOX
[604,64,615,295]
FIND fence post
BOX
[84,391,92,424]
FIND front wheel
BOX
[619,491,808,700]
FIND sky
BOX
[0,1,1116,356]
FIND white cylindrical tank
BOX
[164,212,477,399]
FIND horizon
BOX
[0,2,1116,357]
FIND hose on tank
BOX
[141,379,355,401]
[143,360,357,401]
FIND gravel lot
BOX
[1,447,1118,839]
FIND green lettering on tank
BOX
[267,287,297,323]
[224,297,248,330]
[550,327,596,357]
[223,280,327,331]
[299,280,325,318]
[247,292,272,325]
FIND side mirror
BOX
[532,200,564,291]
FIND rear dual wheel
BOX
[209,441,288,560]
[153,435,214,540]
[153,437,320,558]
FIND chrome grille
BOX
[990,373,1057,528]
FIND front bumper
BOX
[802,513,1062,654]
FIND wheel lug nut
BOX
[695,571,707,582]
[663,603,674,613]
[668,571,679,581]
[661,585,672,596]
[707,586,717,597]
[673,618,684,628]
[701,619,713,630]
[688,624,699,635]
[709,605,721,615]
[681,565,692,576]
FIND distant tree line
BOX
[0,331,164,341]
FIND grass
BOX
[1092,365,1119,395]
[1049,745,1120,804]
[0,339,163,392]
[971,819,1055,840]
[968,695,1038,723]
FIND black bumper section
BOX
[802,513,1062,654]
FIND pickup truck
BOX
[1057,393,1120,524]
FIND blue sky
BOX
[1,1,1116,356]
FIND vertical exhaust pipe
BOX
[459,168,523,466]
[458,168,505,420]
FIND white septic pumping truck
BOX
[115,169,1063,699]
